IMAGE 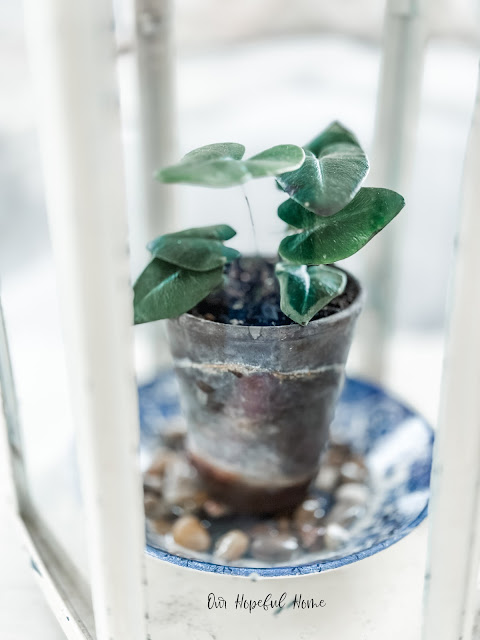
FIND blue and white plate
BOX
[139,373,433,576]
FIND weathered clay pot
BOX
[166,266,363,514]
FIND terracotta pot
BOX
[166,265,363,514]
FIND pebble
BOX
[250,532,299,563]
[143,472,163,494]
[147,448,178,477]
[275,516,291,533]
[163,457,206,509]
[335,482,369,506]
[144,493,160,518]
[162,419,187,450]
[293,498,327,528]
[299,524,326,552]
[324,523,349,550]
[315,465,340,492]
[249,521,278,538]
[143,493,168,519]
[323,443,351,466]
[151,517,173,535]
[340,460,368,484]
[214,530,250,562]
[172,515,211,552]
[143,431,371,566]
[327,503,365,529]
[203,499,232,519]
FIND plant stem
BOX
[241,185,259,256]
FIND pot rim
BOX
[171,265,365,338]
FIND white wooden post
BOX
[134,0,176,241]
[358,0,427,381]
[422,64,480,640]
[119,0,177,376]
[0,298,30,515]
[23,3,147,640]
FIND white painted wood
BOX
[17,514,96,640]
[357,0,427,381]
[23,2,147,640]
[116,0,177,376]
[0,420,66,640]
[144,525,428,640]
[133,0,177,242]
[132,0,177,375]
[0,297,30,516]
[422,64,480,640]
[0,318,93,639]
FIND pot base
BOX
[189,452,312,515]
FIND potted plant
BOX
[134,122,404,514]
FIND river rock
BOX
[323,443,352,466]
[163,456,207,511]
[151,517,173,535]
[340,460,368,484]
[203,499,232,519]
[250,532,299,563]
[162,417,187,450]
[293,498,327,528]
[324,523,349,550]
[172,515,211,552]
[143,492,168,519]
[299,524,327,552]
[335,482,369,506]
[214,530,250,561]
[143,472,163,494]
[314,465,340,492]
[275,516,292,533]
[147,448,179,476]
[327,502,365,528]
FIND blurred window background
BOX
[1,0,479,429]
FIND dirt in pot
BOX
[143,434,372,568]
[189,256,358,327]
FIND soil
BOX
[190,256,358,327]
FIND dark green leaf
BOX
[278,199,319,230]
[275,262,347,325]
[147,234,240,271]
[133,258,224,324]
[276,122,369,216]
[155,142,305,188]
[306,120,360,156]
[173,224,236,241]
[278,187,405,265]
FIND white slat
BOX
[358,0,427,381]
[23,2,147,639]
[423,63,480,640]
[134,0,177,241]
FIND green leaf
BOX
[147,235,240,272]
[275,263,347,326]
[306,120,360,156]
[146,225,239,271]
[278,199,319,230]
[278,187,405,265]
[133,258,224,324]
[173,224,236,241]
[243,145,305,178]
[182,142,246,163]
[276,122,369,216]
[155,142,305,188]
